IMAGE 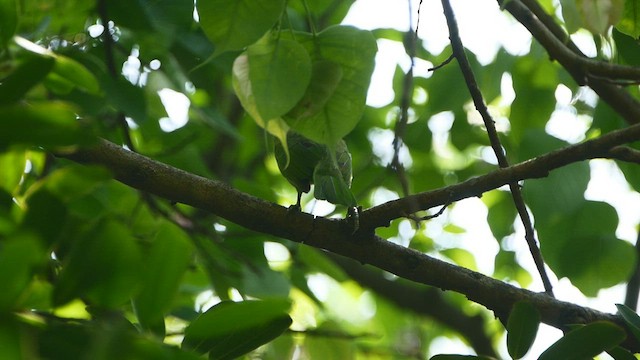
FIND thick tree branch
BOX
[498,0,640,125]
[59,134,640,351]
[327,254,497,357]
[362,122,640,229]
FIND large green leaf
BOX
[285,59,343,121]
[102,77,148,123]
[616,304,640,341]
[562,0,624,34]
[197,0,285,55]
[285,25,377,146]
[47,55,100,95]
[247,34,311,120]
[616,0,640,38]
[0,150,26,193]
[0,102,95,149]
[232,52,290,149]
[53,219,142,308]
[0,0,17,48]
[509,52,557,144]
[507,301,540,359]
[0,316,21,359]
[0,55,55,105]
[134,222,193,336]
[21,188,67,247]
[520,131,590,224]
[0,233,44,312]
[538,321,626,360]
[538,201,634,296]
[182,299,291,357]
[612,28,640,66]
[13,37,99,95]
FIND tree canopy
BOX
[3,0,640,358]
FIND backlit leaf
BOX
[197,0,285,55]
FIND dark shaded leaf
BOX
[538,321,626,360]
[182,299,291,356]
[198,0,286,55]
[507,301,540,359]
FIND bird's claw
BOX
[346,206,360,235]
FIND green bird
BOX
[274,131,359,231]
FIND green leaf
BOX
[538,321,626,360]
[0,55,55,105]
[0,102,95,149]
[0,0,17,48]
[285,59,343,120]
[182,299,291,357]
[615,303,640,341]
[507,301,540,359]
[103,77,148,123]
[612,28,640,66]
[197,0,286,56]
[48,55,100,95]
[53,219,142,308]
[607,345,638,360]
[538,201,635,296]
[285,26,377,146]
[247,34,311,120]
[134,222,193,336]
[0,234,44,311]
[572,0,625,34]
[13,37,99,94]
[232,53,291,151]
[616,0,640,38]
[430,355,496,360]
[21,188,68,248]
[560,0,584,34]
[0,315,21,359]
[0,150,26,193]
[41,164,111,202]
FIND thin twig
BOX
[428,53,454,71]
[500,0,640,125]
[440,0,555,295]
[97,0,135,151]
[391,0,417,198]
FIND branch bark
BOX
[327,254,498,357]
[59,131,640,351]
[499,0,640,125]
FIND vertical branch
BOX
[96,0,135,151]
[625,231,640,310]
[440,0,554,295]
[391,0,417,197]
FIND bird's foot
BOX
[346,206,361,234]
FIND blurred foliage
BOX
[1,0,640,359]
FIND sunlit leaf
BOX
[285,26,377,146]
[247,34,311,120]
[197,0,286,55]
[0,234,44,311]
[616,0,640,38]
[232,52,290,150]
